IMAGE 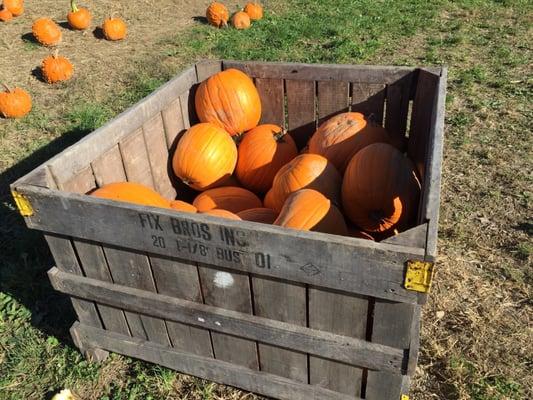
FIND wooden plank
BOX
[12,165,54,188]
[351,83,386,124]
[309,289,368,396]
[48,66,197,185]
[143,113,176,199]
[161,98,186,149]
[385,72,414,138]
[18,185,426,303]
[286,79,316,149]
[180,91,195,127]
[49,267,405,372]
[317,80,350,125]
[198,265,259,369]
[196,60,222,82]
[366,300,414,400]
[252,277,307,382]
[382,223,428,249]
[224,60,420,84]
[61,165,96,194]
[255,78,285,127]
[91,145,127,187]
[119,128,155,189]
[73,322,360,400]
[150,256,213,357]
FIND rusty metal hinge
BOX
[11,190,34,217]
[405,260,434,293]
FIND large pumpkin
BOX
[202,209,241,220]
[274,189,347,236]
[195,69,261,137]
[91,182,171,209]
[0,85,32,118]
[193,186,262,213]
[237,207,278,224]
[342,143,421,233]
[268,153,341,212]
[172,123,237,191]
[236,124,298,193]
[32,17,62,46]
[308,112,396,173]
[206,2,229,27]
[170,200,197,213]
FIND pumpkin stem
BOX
[53,48,59,58]
[70,0,79,13]
[221,20,228,28]
[273,128,288,142]
[1,82,12,92]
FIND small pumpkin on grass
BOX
[237,207,278,224]
[41,50,74,84]
[232,11,251,30]
[172,122,237,191]
[244,2,263,21]
[193,186,262,214]
[235,124,298,194]
[67,0,92,30]
[206,2,229,27]
[0,83,32,118]
[102,15,127,41]
[32,17,62,46]
[0,6,13,21]
[203,209,241,220]
[169,200,197,213]
[91,182,171,209]
[3,0,23,17]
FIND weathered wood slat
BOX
[198,265,259,369]
[161,98,186,149]
[60,165,96,194]
[180,91,195,127]
[12,165,54,188]
[252,277,308,382]
[351,83,386,124]
[255,78,285,127]
[196,60,222,82]
[49,268,405,372]
[72,322,360,400]
[317,80,350,125]
[382,223,428,249]
[385,72,414,138]
[119,128,155,189]
[309,289,368,396]
[91,145,127,188]
[286,79,316,149]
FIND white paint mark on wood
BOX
[197,317,205,323]
[213,272,234,288]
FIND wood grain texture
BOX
[91,145,127,188]
[255,78,285,127]
[317,80,350,124]
[196,60,222,82]
[161,98,186,149]
[73,322,360,400]
[385,72,414,138]
[286,79,316,149]
[60,165,96,194]
[351,83,386,124]
[119,128,155,189]
[382,223,428,249]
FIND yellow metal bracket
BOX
[405,260,434,293]
[401,396,410,400]
[11,190,34,217]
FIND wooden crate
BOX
[11,60,446,400]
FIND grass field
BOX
[0,0,531,399]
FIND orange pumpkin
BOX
[342,143,421,233]
[232,11,251,29]
[102,16,127,41]
[268,153,341,212]
[236,125,298,193]
[4,0,23,16]
[41,51,74,84]
[32,18,62,46]
[244,2,263,20]
[91,182,171,209]
[195,69,261,137]
[206,2,229,27]
[237,207,278,224]
[309,112,399,173]
[0,6,13,21]
[172,122,237,191]
[263,188,276,210]
[67,0,92,30]
[203,209,241,220]
[193,186,262,213]
[274,189,347,236]
[169,200,197,213]
[0,84,32,118]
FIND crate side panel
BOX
[255,78,285,127]
[385,72,414,139]
[119,128,156,189]
[286,79,316,149]
[351,83,386,124]
[91,145,127,188]
[162,98,186,149]
[317,80,350,125]
[195,60,222,82]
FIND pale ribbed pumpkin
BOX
[342,143,421,233]
[274,189,347,236]
[206,2,229,27]
[169,200,197,213]
[237,207,278,224]
[92,182,171,208]
[172,123,237,191]
[236,124,298,193]
[195,69,261,137]
[268,153,341,212]
[203,209,241,220]
[193,186,262,213]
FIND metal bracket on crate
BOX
[404,260,434,293]
[11,190,34,217]
[401,396,410,400]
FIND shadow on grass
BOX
[192,16,208,24]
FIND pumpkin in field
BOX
[308,112,399,173]
[0,6,13,21]
[203,209,241,220]
[342,143,421,233]
[3,0,23,16]
[244,2,263,20]
[170,200,197,213]
[232,11,251,29]
[41,51,74,84]
[195,69,261,137]
[274,189,347,236]
[193,186,262,213]
[172,122,237,191]
[102,16,127,41]
[206,2,229,27]
[91,182,171,209]
[67,0,92,30]
[268,153,341,212]
[236,124,298,193]
[0,84,32,118]
[32,18,62,46]
[237,207,278,224]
